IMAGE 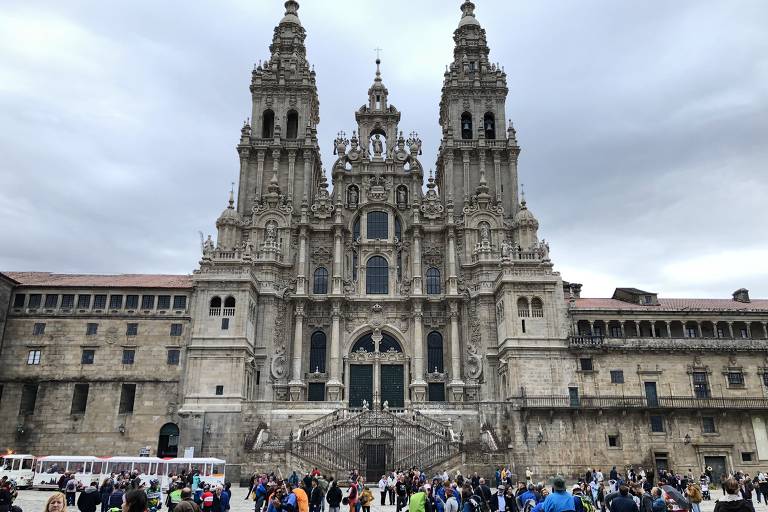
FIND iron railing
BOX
[518,395,768,410]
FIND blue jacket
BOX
[543,491,576,512]
[220,492,230,512]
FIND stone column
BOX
[332,226,343,294]
[747,323,753,339]
[302,152,313,202]
[410,303,427,402]
[462,150,471,203]
[651,322,657,338]
[296,226,307,295]
[327,302,343,401]
[255,150,266,199]
[412,227,423,294]
[288,303,306,401]
[492,150,502,199]
[444,153,454,199]
[446,230,458,295]
[728,322,734,339]
[447,301,465,401]
[665,321,672,338]
[634,320,641,337]
[287,149,296,199]
[589,321,595,335]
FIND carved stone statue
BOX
[348,186,359,207]
[382,400,389,411]
[265,221,277,242]
[372,134,384,157]
[540,239,550,260]
[203,235,215,255]
[501,239,511,258]
[480,223,490,243]
[397,186,408,207]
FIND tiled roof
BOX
[614,287,653,295]
[4,272,193,289]
[572,297,768,312]
[0,272,19,285]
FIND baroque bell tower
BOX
[436,1,520,219]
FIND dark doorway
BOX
[380,365,404,408]
[654,452,668,473]
[365,444,386,483]
[705,456,727,485]
[308,383,325,402]
[645,382,658,407]
[568,386,580,407]
[350,365,373,408]
[157,423,179,458]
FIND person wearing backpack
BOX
[66,476,79,506]
[608,487,637,512]
[461,485,484,512]
[541,477,575,512]
[572,485,592,512]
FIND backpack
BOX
[523,499,537,512]
[66,480,77,492]
[579,496,595,512]
[468,495,484,512]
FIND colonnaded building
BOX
[1,1,768,484]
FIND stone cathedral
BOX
[1,1,768,484]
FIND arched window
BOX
[351,335,375,353]
[367,211,388,239]
[531,297,544,318]
[313,267,328,294]
[395,216,402,240]
[209,296,221,316]
[427,332,444,373]
[517,297,530,317]
[352,251,358,281]
[426,268,441,295]
[461,112,473,140]
[309,331,326,373]
[379,333,402,353]
[262,109,275,138]
[353,217,361,240]
[286,110,299,139]
[223,296,236,316]
[484,112,496,139]
[366,256,388,294]
[157,423,180,458]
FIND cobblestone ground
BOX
[11,487,747,512]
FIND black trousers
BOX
[381,492,387,506]
[388,489,395,505]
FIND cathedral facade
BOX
[1,1,768,484]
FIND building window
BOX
[686,327,697,338]
[593,325,603,336]
[428,382,446,402]
[61,294,75,309]
[727,371,745,387]
[286,110,299,139]
[262,109,275,138]
[33,323,46,336]
[81,349,95,365]
[366,211,388,239]
[27,350,41,365]
[157,295,171,309]
[93,294,107,309]
[517,297,530,317]
[86,323,98,336]
[13,294,25,308]
[427,332,444,373]
[313,267,329,294]
[223,296,236,314]
[209,296,222,315]
[44,294,59,309]
[109,295,123,309]
[610,370,624,384]
[352,251,358,282]
[693,371,710,398]
[170,323,183,336]
[353,218,360,240]
[19,384,38,415]
[395,217,402,240]
[608,434,620,448]
[173,296,187,310]
[221,318,229,330]
[118,384,136,413]
[610,326,622,337]
[28,294,42,309]
[307,382,325,402]
[740,328,748,339]
[215,385,224,396]
[426,268,441,295]
[483,112,496,139]
[763,372,768,387]
[366,256,389,294]
[650,415,665,433]
[579,358,593,371]
[122,349,135,365]
[77,294,91,309]
[126,323,138,336]
[742,452,754,462]
[71,384,89,414]
[167,349,180,365]
[125,295,139,309]
[531,297,544,318]
[702,416,717,434]
[141,295,155,310]
[309,331,326,373]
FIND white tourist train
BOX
[0,454,36,488]
[21,455,225,489]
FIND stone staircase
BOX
[290,407,461,476]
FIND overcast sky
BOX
[1,0,767,299]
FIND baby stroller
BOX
[700,480,711,501]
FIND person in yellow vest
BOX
[410,486,428,512]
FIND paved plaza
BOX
[8,486,753,512]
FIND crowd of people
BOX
[8,464,768,512]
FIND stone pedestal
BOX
[326,380,343,402]
[448,380,465,402]
[288,381,305,401]
[410,381,427,402]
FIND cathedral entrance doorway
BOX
[157,423,179,458]
[346,332,407,409]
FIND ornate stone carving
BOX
[271,300,289,381]
[311,171,335,219]
[364,174,393,202]
[311,246,332,265]
[465,300,483,380]
[423,246,443,267]
[420,171,444,220]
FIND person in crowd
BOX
[99,478,114,512]
[77,480,102,512]
[326,480,342,512]
[359,485,373,512]
[714,479,754,512]
[309,479,324,512]
[123,490,148,512]
[44,492,67,512]
[542,477,575,512]
[608,486,637,512]
[379,476,389,507]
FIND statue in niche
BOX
[265,221,277,242]
[396,186,408,207]
[348,186,359,207]
[372,134,384,157]
[479,223,490,243]
[501,239,512,258]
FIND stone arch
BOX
[343,325,411,358]
[286,110,299,139]
[461,112,473,140]
[157,422,179,458]
[262,109,275,138]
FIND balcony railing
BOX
[569,336,768,352]
[518,395,768,410]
